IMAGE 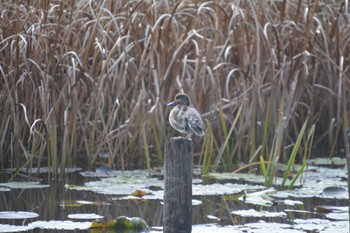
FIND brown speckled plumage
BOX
[167,93,205,138]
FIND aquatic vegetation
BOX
[0,211,39,220]
[0,162,349,232]
[91,216,149,232]
[0,181,49,189]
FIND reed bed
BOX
[0,0,349,183]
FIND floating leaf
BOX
[130,190,148,197]
[293,218,330,231]
[0,211,39,219]
[314,205,348,214]
[0,182,49,189]
[64,184,91,190]
[325,212,349,221]
[240,222,303,233]
[205,172,265,184]
[60,200,110,208]
[206,215,221,221]
[276,199,303,206]
[319,186,348,199]
[309,157,346,167]
[29,220,91,230]
[315,206,349,221]
[191,223,241,233]
[239,188,275,206]
[80,169,153,178]
[193,183,264,196]
[0,224,34,232]
[284,209,312,214]
[0,187,10,192]
[192,199,202,206]
[68,213,104,220]
[112,196,145,201]
[95,166,113,174]
[231,209,287,218]
[274,167,348,199]
[317,221,349,233]
[5,167,82,174]
[293,218,350,232]
[79,171,110,178]
[69,174,162,196]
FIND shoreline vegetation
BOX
[0,1,349,184]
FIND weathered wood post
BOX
[344,128,350,229]
[163,137,193,233]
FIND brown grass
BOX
[0,0,349,177]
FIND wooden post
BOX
[344,128,350,229]
[163,137,193,233]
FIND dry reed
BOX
[0,1,349,180]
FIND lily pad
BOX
[293,218,331,231]
[64,184,92,191]
[0,211,39,220]
[277,199,304,206]
[0,182,49,189]
[206,215,221,221]
[193,183,264,196]
[309,157,346,166]
[318,186,348,199]
[5,167,82,174]
[239,222,304,233]
[60,200,110,207]
[231,209,287,218]
[284,209,313,214]
[314,205,348,214]
[95,166,113,174]
[274,170,348,199]
[0,187,10,192]
[298,167,347,187]
[80,169,155,178]
[239,188,275,206]
[205,172,265,184]
[192,223,241,233]
[79,171,111,178]
[319,221,349,233]
[192,199,202,206]
[29,220,91,230]
[204,172,304,187]
[69,173,162,196]
[292,219,348,233]
[68,213,104,220]
[325,212,349,221]
[0,224,34,232]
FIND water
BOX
[0,162,349,232]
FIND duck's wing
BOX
[188,112,205,136]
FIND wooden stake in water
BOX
[344,128,350,228]
[163,137,193,233]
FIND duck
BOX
[167,93,205,139]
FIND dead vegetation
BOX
[0,0,349,179]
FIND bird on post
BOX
[167,93,205,139]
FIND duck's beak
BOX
[167,101,176,107]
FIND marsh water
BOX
[0,158,349,232]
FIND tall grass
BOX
[0,1,349,183]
